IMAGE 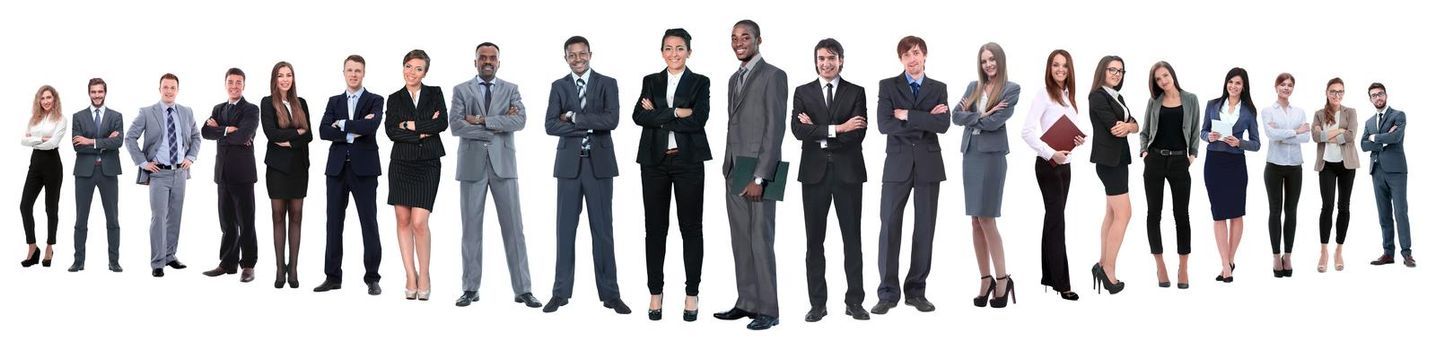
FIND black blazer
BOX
[633,68,712,165]
[791,78,867,184]
[1087,89,1135,166]
[385,85,448,161]
[318,90,384,177]
[201,97,259,184]
[875,73,950,183]
[260,96,313,175]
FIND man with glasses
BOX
[1360,83,1412,268]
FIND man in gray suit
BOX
[1360,82,1413,268]
[711,19,787,331]
[125,73,201,278]
[450,42,543,308]
[541,36,629,314]
[69,78,125,273]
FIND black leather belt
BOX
[1153,149,1186,156]
[155,164,175,170]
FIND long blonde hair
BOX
[962,42,1008,112]
[30,85,62,126]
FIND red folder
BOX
[1040,115,1086,166]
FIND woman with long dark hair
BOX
[1138,61,1200,289]
[1020,49,1084,301]
[260,61,312,288]
[1086,55,1138,294]
[1311,77,1359,273]
[1201,67,1262,283]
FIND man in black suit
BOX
[69,78,126,273]
[791,38,869,322]
[314,55,385,295]
[201,68,260,282]
[872,36,950,314]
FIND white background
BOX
[1,0,1430,348]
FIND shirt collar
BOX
[347,87,366,98]
[571,69,592,84]
[904,72,924,86]
[821,76,842,89]
[739,54,763,72]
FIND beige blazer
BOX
[1311,106,1360,171]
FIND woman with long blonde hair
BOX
[19,85,68,268]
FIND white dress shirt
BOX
[666,70,682,151]
[21,115,68,150]
[1022,90,1082,164]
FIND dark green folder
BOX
[728,156,790,201]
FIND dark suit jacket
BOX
[876,73,950,183]
[201,98,259,184]
[72,107,125,177]
[1088,89,1136,166]
[791,78,867,184]
[385,85,448,161]
[633,68,712,165]
[546,70,620,179]
[260,96,313,175]
[1360,107,1407,174]
[318,89,384,177]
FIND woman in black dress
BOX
[261,61,312,288]
[386,49,448,300]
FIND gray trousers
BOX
[459,164,532,296]
[725,182,779,317]
[148,169,187,269]
[552,158,619,300]
[73,164,120,265]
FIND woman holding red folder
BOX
[1020,49,1084,301]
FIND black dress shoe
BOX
[166,260,187,269]
[366,282,382,295]
[845,304,871,320]
[455,291,479,307]
[543,297,569,313]
[515,293,543,308]
[870,301,897,315]
[904,296,936,312]
[805,306,827,322]
[67,263,84,272]
[313,280,342,292]
[202,267,233,277]
[746,315,779,330]
[108,263,123,273]
[240,268,255,283]
[152,268,165,277]
[604,299,632,314]
[713,307,755,320]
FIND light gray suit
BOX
[125,102,201,269]
[723,56,787,317]
[450,76,533,295]
[72,107,125,266]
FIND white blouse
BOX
[1322,118,1345,163]
[1022,90,1083,164]
[21,115,69,150]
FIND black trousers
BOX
[802,161,864,307]
[1034,157,1073,291]
[21,149,62,245]
[1142,153,1192,255]
[324,162,383,283]
[642,155,704,296]
[1318,162,1355,245]
[217,182,258,270]
[1264,163,1302,254]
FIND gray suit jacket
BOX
[723,57,788,182]
[450,76,526,181]
[1139,91,1202,155]
[545,71,620,179]
[125,102,200,184]
[1360,107,1406,174]
[951,81,1021,154]
[72,107,125,177]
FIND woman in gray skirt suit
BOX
[952,42,1021,308]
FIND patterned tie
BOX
[166,107,179,165]
[909,81,921,99]
[577,78,591,155]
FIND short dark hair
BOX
[897,36,927,58]
[477,42,500,53]
[1369,82,1386,95]
[225,68,246,80]
[563,36,589,51]
[403,49,430,68]
[345,54,366,66]
[160,73,179,85]
[734,19,761,38]
[814,38,844,72]
[662,28,692,50]
[88,78,107,92]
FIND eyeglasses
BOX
[1327,90,1345,96]
[565,52,591,60]
[1370,91,1387,98]
[1105,67,1125,75]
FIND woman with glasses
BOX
[1201,67,1262,283]
[1311,78,1358,273]
[1086,56,1137,294]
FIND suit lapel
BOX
[670,70,692,109]
[732,59,764,113]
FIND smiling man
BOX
[125,73,201,278]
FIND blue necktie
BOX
[166,107,179,165]
[94,108,103,133]
[909,81,921,99]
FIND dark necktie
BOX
[577,78,590,154]
[909,81,921,99]
[481,82,493,116]
[825,83,834,108]
[94,108,103,132]
[166,107,179,165]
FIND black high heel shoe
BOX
[287,264,299,289]
[973,275,995,307]
[1091,263,1125,294]
[648,294,663,321]
[989,275,1016,308]
[274,263,287,289]
[41,246,53,267]
[20,248,40,268]
[682,296,699,322]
